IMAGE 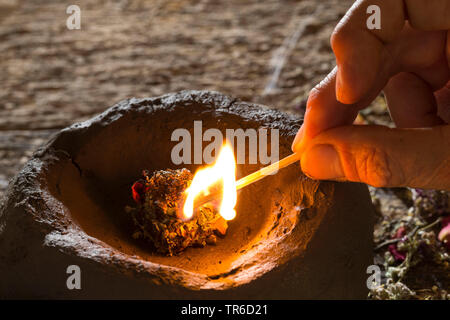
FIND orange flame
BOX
[182,143,237,221]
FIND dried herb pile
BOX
[370,188,450,300]
[125,168,228,256]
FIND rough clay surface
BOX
[0,90,374,299]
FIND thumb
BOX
[299,125,450,190]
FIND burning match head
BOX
[127,141,239,256]
[176,190,222,221]
[181,143,237,221]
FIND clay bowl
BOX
[0,91,374,299]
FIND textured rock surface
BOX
[0,91,374,299]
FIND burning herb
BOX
[125,168,228,256]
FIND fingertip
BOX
[301,144,345,181]
[291,126,304,153]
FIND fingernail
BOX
[301,144,344,180]
[291,126,304,153]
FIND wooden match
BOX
[193,153,301,210]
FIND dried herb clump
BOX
[125,168,228,256]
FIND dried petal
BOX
[438,216,450,250]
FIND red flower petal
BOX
[387,226,407,262]
[132,181,145,204]
[394,226,406,239]
[438,217,450,250]
[388,244,406,262]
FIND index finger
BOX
[292,67,377,153]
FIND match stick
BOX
[193,153,301,209]
[235,152,300,191]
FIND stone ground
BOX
[1,0,448,299]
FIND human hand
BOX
[292,0,450,190]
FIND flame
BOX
[182,143,237,221]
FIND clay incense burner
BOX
[0,91,374,299]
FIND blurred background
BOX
[0,0,448,299]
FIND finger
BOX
[292,68,359,153]
[332,0,406,103]
[300,124,450,190]
[292,67,384,153]
[405,0,450,30]
[447,30,450,69]
[384,72,445,128]
[393,26,449,88]
[436,80,450,123]
[412,54,450,92]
